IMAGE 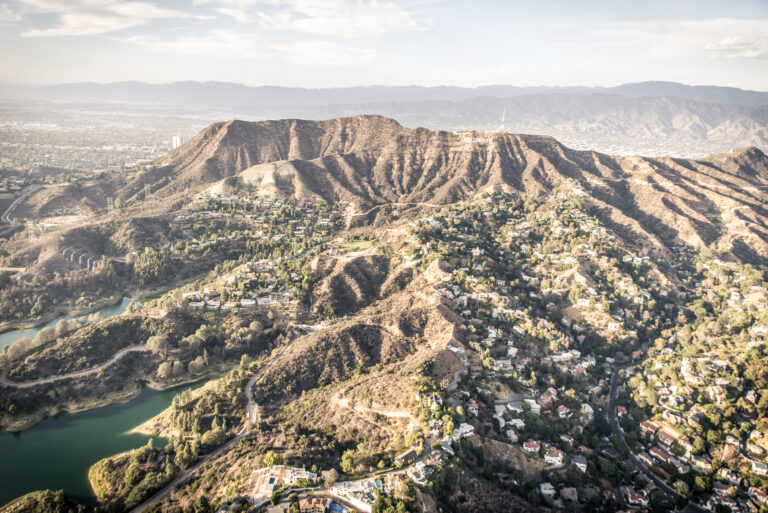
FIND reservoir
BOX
[0,297,135,350]
[0,383,197,507]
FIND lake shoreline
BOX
[1,375,215,433]
[0,293,126,335]
[0,381,202,508]
[130,375,218,436]
[1,384,143,433]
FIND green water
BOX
[0,383,197,507]
[0,297,134,350]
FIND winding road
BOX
[1,185,41,225]
[0,345,150,388]
[129,339,297,513]
[608,366,708,513]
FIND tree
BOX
[146,335,171,356]
[341,449,357,475]
[156,362,172,380]
[30,297,44,317]
[323,468,339,489]
[188,355,206,374]
[125,463,142,487]
[35,326,56,345]
[133,247,175,285]
[263,450,283,467]
[193,496,211,513]
[676,481,691,499]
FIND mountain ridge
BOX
[133,115,768,267]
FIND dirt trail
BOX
[0,345,150,388]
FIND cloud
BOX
[198,0,426,38]
[590,17,768,61]
[706,33,768,60]
[272,40,375,65]
[119,30,266,58]
[0,3,25,23]
[15,0,183,37]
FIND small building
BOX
[571,454,587,473]
[622,487,649,508]
[539,482,556,497]
[452,423,475,440]
[752,460,768,476]
[299,498,329,513]
[395,447,419,465]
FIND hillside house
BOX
[539,482,556,497]
[571,454,587,472]
[545,449,564,465]
[523,439,541,454]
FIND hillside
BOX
[3,115,768,513]
[133,115,768,266]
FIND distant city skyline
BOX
[0,0,766,90]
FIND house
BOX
[617,405,627,417]
[717,468,740,485]
[560,487,578,502]
[251,466,318,500]
[705,496,739,513]
[658,429,678,447]
[557,405,571,419]
[747,443,766,456]
[650,446,672,464]
[749,486,768,505]
[524,399,541,414]
[440,436,455,456]
[752,460,768,476]
[451,423,475,440]
[637,452,654,467]
[545,449,564,465]
[467,399,480,416]
[522,439,541,454]
[640,420,660,436]
[299,498,328,513]
[571,454,587,472]
[691,454,711,473]
[539,482,556,497]
[707,385,725,404]
[538,394,553,407]
[395,447,419,465]
[621,487,649,508]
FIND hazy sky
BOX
[0,0,766,89]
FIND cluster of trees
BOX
[133,247,176,286]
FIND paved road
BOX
[1,185,41,224]
[608,367,708,513]
[130,339,297,513]
[0,345,150,388]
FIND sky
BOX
[0,0,766,89]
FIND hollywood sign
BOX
[462,137,493,144]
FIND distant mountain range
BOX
[2,80,767,157]
[3,80,768,107]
